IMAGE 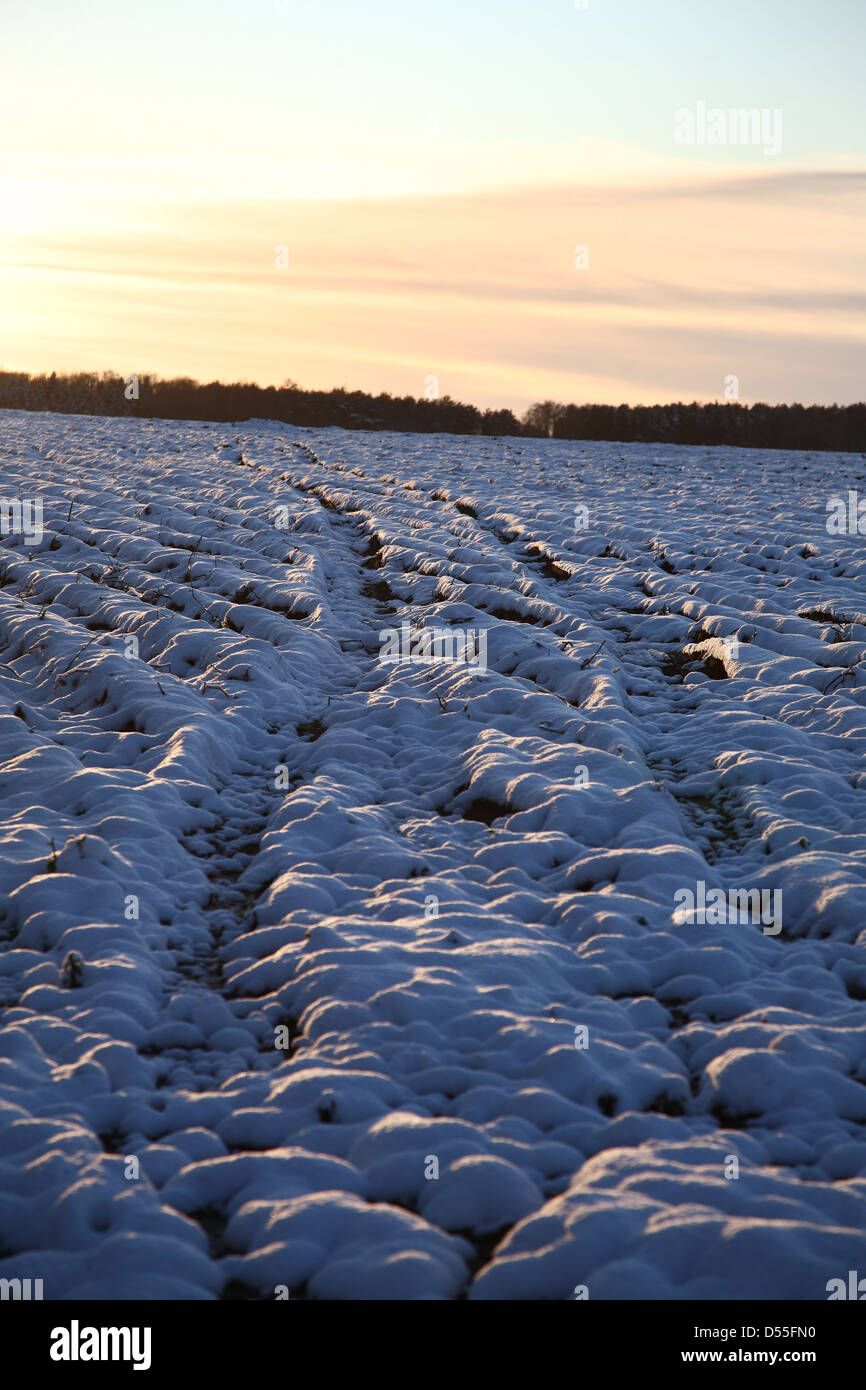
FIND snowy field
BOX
[1,408,865,1301]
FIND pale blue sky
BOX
[3,0,864,188]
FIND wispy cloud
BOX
[2,169,863,408]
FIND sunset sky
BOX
[1,0,864,410]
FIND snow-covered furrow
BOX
[0,410,864,1300]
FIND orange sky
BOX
[2,169,863,409]
[2,0,864,409]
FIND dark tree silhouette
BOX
[0,370,862,451]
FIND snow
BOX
[0,409,864,1299]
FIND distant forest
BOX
[1,370,863,452]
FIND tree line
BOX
[523,399,866,452]
[0,370,862,452]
